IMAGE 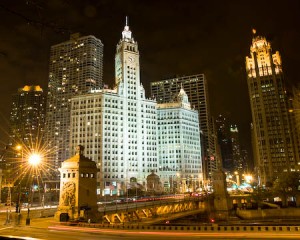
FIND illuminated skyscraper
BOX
[45,33,103,175]
[70,22,157,195]
[245,33,299,186]
[157,87,202,193]
[151,74,216,185]
[9,85,45,146]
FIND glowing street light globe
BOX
[244,174,253,183]
[28,153,42,166]
[15,145,22,151]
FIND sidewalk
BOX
[3,214,57,229]
[25,216,56,229]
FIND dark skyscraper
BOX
[45,33,104,176]
[9,85,45,147]
[216,114,233,171]
[1,85,46,193]
[229,124,242,171]
[245,34,300,186]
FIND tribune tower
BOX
[245,32,299,186]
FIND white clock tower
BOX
[115,18,140,100]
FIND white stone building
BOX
[70,22,157,195]
[157,88,202,193]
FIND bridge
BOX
[98,197,207,224]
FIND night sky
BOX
[1,0,300,163]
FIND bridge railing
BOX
[98,197,206,224]
[77,222,300,233]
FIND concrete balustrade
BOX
[77,222,300,232]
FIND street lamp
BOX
[14,144,25,225]
[234,171,240,186]
[28,153,42,166]
[244,174,253,184]
[26,152,42,226]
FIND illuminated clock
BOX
[128,56,134,63]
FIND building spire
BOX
[122,16,133,42]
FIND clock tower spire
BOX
[122,16,134,42]
[115,18,140,95]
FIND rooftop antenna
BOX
[126,16,128,26]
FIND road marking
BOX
[0,226,13,230]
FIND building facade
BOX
[9,85,45,147]
[45,33,104,175]
[2,85,46,196]
[216,114,233,172]
[157,88,202,193]
[229,124,242,171]
[70,23,157,195]
[245,34,299,186]
[151,74,216,186]
[291,85,300,164]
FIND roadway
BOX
[0,222,299,240]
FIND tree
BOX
[272,172,300,207]
[251,187,271,208]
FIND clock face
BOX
[128,56,134,63]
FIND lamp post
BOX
[26,152,42,226]
[175,173,179,194]
[15,145,23,214]
[234,171,240,186]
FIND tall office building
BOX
[245,33,299,186]
[208,116,218,174]
[157,87,202,193]
[9,85,45,147]
[1,85,45,191]
[70,22,157,195]
[151,74,216,186]
[45,33,104,175]
[240,149,249,172]
[294,85,300,140]
[229,124,242,171]
[290,85,300,167]
[215,114,233,171]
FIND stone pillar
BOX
[212,170,231,221]
[55,145,99,222]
